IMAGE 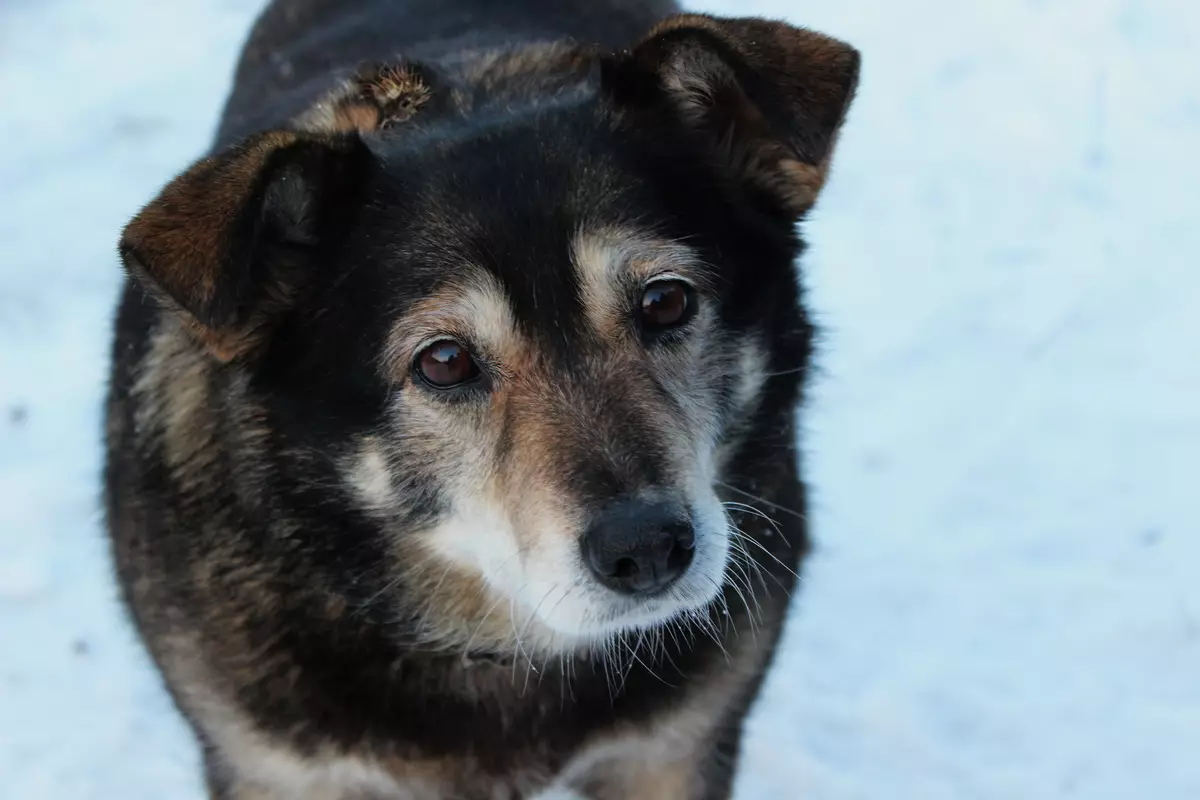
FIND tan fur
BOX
[346,438,399,512]
[161,626,561,798]
[633,14,859,214]
[557,626,771,798]
[382,272,528,382]
[296,64,432,135]
[121,131,295,313]
[357,231,736,655]
[775,157,828,214]
[132,318,219,484]
[120,130,325,362]
[161,644,441,800]
[165,597,773,799]
[570,227,708,344]
[372,274,561,652]
[569,227,728,479]
[107,11,852,794]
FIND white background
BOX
[1,0,1197,797]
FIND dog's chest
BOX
[219,736,679,800]
[213,701,703,800]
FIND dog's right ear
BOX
[603,15,860,216]
[119,131,373,362]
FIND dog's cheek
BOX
[655,321,739,463]
[729,334,769,420]
[342,405,529,647]
[404,400,530,587]
[341,389,505,538]
[344,437,402,514]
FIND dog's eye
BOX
[639,280,694,331]
[414,340,480,388]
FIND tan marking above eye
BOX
[570,229,709,343]
[383,270,527,385]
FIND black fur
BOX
[106,0,857,796]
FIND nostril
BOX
[669,522,696,551]
[666,538,693,572]
[613,556,640,580]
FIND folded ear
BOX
[294,61,434,134]
[119,131,373,361]
[605,14,860,215]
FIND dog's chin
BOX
[528,592,712,655]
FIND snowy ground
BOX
[1,0,1198,797]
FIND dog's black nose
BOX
[582,501,695,595]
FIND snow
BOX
[2,0,1197,797]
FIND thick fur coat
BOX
[104,0,859,796]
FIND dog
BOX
[104,0,858,796]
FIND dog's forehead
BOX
[367,122,706,359]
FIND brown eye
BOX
[639,279,693,331]
[414,340,480,388]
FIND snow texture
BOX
[1,0,1197,797]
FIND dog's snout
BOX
[582,501,695,595]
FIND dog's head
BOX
[120,15,858,656]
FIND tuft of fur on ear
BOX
[295,62,433,135]
[606,14,860,214]
[119,131,373,361]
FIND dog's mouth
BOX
[440,512,732,671]
[393,473,735,655]
[517,505,733,647]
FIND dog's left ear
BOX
[119,131,374,362]
[605,14,860,215]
